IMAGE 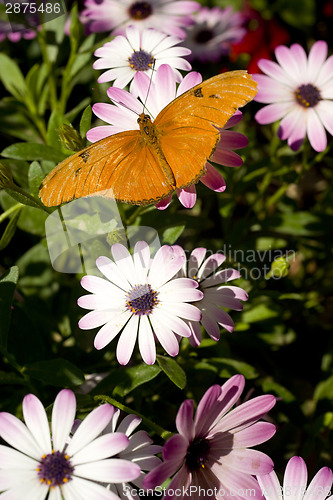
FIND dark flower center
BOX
[37,451,74,487]
[128,1,153,20]
[126,284,159,315]
[185,437,211,470]
[128,49,155,71]
[195,29,214,44]
[295,84,321,108]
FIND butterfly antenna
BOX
[92,87,141,117]
[142,59,156,114]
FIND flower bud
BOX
[266,256,290,279]
[58,124,84,151]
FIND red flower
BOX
[231,8,290,73]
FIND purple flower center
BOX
[37,451,74,487]
[195,29,214,44]
[128,1,153,20]
[126,284,159,315]
[295,84,321,108]
[128,49,154,71]
[185,437,210,470]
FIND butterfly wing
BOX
[154,70,257,188]
[39,130,175,206]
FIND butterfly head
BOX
[137,113,156,138]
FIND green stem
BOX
[31,114,48,143]
[37,27,58,112]
[0,203,22,224]
[126,206,146,226]
[94,394,173,440]
[59,49,77,115]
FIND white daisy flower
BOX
[78,241,203,365]
[93,25,191,91]
[0,389,140,499]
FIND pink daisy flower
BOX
[86,64,249,210]
[78,241,203,365]
[144,374,276,499]
[81,0,200,38]
[93,25,191,92]
[172,246,248,346]
[254,41,333,152]
[0,389,140,498]
[182,6,246,63]
[258,456,333,500]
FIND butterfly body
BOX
[39,71,257,207]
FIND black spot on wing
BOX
[192,88,203,98]
[209,94,220,98]
[79,151,90,163]
[74,168,82,177]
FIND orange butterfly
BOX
[39,70,257,207]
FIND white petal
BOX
[73,459,140,483]
[0,413,42,460]
[52,390,76,452]
[111,244,137,286]
[22,394,52,454]
[306,108,327,152]
[133,241,151,282]
[257,470,283,500]
[67,405,114,456]
[71,433,129,465]
[94,310,132,350]
[138,315,156,365]
[149,314,179,356]
[96,256,130,291]
[63,476,119,500]
[116,315,139,365]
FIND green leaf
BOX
[43,14,66,62]
[255,237,287,251]
[28,161,45,197]
[209,358,259,379]
[0,370,27,386]
[112,364,161,397]
[261,379,296,403]
[0,159,29,189]
[70,35,95,79]
[25,64,40,113]
[0,100,42,143]
[69,2,82,52]
[314,375,333,401]
[156,355,187,389]
[261,212,333,237]
[241,303,280,323]
[0,206,22,251]
[162,225,186,245]
[65,97,91,123]
[47,109,69,150]
[23,359,85,387]
[80,105,92,140]
[1,143,66,163]
[0,266,19,348]
[0,54,26,100]
[1,192,47,235]
[4,188,45,211]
